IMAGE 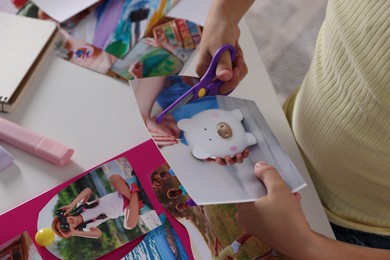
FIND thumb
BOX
[215,50,233,81]
[254,161,290,195]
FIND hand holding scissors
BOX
[156,44,237,123]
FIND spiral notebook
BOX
[0,12,58,113]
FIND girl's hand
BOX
[60,204,74,215]
[128,60,143,79]
[58,226,75,238]
[145,115,181,147]
[204,148,250,165]
[236,162,311,256]
[196,4,248,95]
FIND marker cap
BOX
[35,139,74,166]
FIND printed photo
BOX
[53,31,118,74]
[10,0,178,59]
[149,164,195,214]
[111,17,202,80]
[149,164,285,260]
[111,37,183,80]
[130,75,306,205]
[37,156,161,259]
[59,0,178,58]
[2,1,199,80]
[122,213,189,260]
[180,203,285,260]
[0,231,40,260]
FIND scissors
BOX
[156,44,237,123]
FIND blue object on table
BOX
[0,145,14,171]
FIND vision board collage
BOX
[0,0,306,259]
[3,0,200,80]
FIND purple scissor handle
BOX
[156,44,237,123]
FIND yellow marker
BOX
[198,88,206,98]
[35,228,55,246]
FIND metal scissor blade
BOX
[156,92,194,123]
[168,92,194,114]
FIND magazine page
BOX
[0,0,202,81]
[129,75,306,205]
[0,231,41,259]
[32,0,179,57]
[0,141,297,260]
[111,16,202,80]
[122,162,292,260]
[38,155,163,259]
[0,140,194,259]
[121,213,189,259]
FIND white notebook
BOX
[31,0,100,23]
[0,12,58,112]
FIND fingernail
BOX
[255,161,267,168]
[217,68,232,80]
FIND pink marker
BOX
[0,117,74,166]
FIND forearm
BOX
[202,0,254,47]
[134,76,167,119]
[71,188,92,206]
[196,0,252,91]
[207,0,254,25]
[72,228,102,239]
[236,162,390,260]
[291,231,390,260]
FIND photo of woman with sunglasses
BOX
[51,174,141,239]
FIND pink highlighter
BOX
[0,117,74,166]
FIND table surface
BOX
[0,6,334,238]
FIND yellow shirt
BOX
[290,0,390,235]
